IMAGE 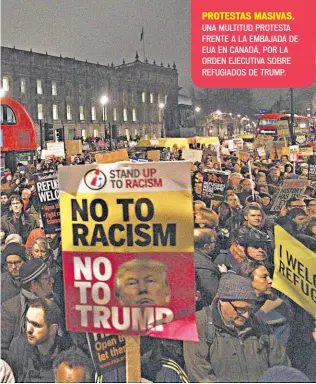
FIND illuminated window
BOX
[52,81,57,96]
[37,104,44,120]
[67,105,72,120]
[53,104,58,120]
[37,79,43,95]
[91,106,97,121]
[123,108,128,122]
[150,93,154,103]
[79,106,85,121]
[132,108,137,122]
[113,108,117,122]
[2,77,9,92]
[102,107,107,121]
[164,95,168,104]
[142,92,146,103]
[21,79,26,93]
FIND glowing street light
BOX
[195,106,201,113]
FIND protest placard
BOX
[237,150,250,163]
[201,170,229,201]
[254,135,274,152]
[58,162,197,341]
[298,147,313,158]
[181,149,202,163]
[256,147,266,158]
[289,145,299,161]
[273,225,316,317]
[147,150,160,162]
[34,171,60,234]
[66,140,82,155]
[308,155,316,181]
[87,333,126,374]
[47,142,65,157]
[270,179,310,212]
[276,120,290,138]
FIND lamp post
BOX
[159,102,165,138]
[100,95,110,150]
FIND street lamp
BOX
[195,106,201,113]
[100,95,110,150]
[159,102,165,138]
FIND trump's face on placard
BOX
[115,259,171,306]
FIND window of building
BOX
[52,81,57,96]
[37,79,43,95]
[132,108,137,122]
[21,79,26,93]
[93,129,99,138]
[53,104,58,120]
[165,95,168,104]
[91,106,97,121]
[79,106,85,121]
[123,108,128,122]
[113,108,117,122]
[67,104,72,121]
[2,77,9,92]
[82,129,86,139]
[102,106,107,121]
[122,89,127,102]
[142,91,146,103]
[157,94,161,104]
[150,93,154,104]
[37,104,44,120]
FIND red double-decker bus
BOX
[256,112,310,141]
[0,97,38,171]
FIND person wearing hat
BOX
[1,243,26,303]
[1,259,54,361]
[183,273,289,383]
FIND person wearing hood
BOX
[1,243,26,303]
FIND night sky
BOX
[2,0,287,107]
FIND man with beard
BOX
[1,243,26,302]
[1,195,37,243]
[7,299,76,383]
[183,273,289,382]
[1,192,10,217]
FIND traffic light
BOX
[44,123,54,141]
[55,127,64,142]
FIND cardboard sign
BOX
[47,142,65,157]
[289,145,299,161]
[58,162,197,341]
[181,149,203,163]
[270,179,310,212]
[201,170,229,201]
[254,135,274,152]
[298,147,313,157]
[273,225,316,317]
[66,140,83,156]
[276,120,290,138]
[256,147,266,158]
[34,171,60,234]
[237,150,250,163]
[233,138,243,151]
[87,333,126,374]
[308,155,316,181]
[147,150,160,162]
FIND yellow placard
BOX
[298,147,313,157]
[147,150,160,161]
[95,152,114,164]
[66,140,83,156]
[273,225,316,317]
[60,191,194,253]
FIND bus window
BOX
[0,104,17,124]
[258,119,277,126]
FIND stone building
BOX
[1,46,179,143]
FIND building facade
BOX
[1,46,180,143]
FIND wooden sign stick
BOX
[126,336,141,383]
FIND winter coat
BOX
[194,249,220,309]
[214,249,242,270]
[1,211,37,243]
[7,334,75,383]
[183,300,290,383]
[1,271,21,303]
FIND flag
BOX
[140,27,144,41]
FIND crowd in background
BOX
[0,144,316,382]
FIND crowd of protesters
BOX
[1,142,316,383]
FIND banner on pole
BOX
[58,162,197,341]
[273,225,316,318]
[34,171,60,234]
